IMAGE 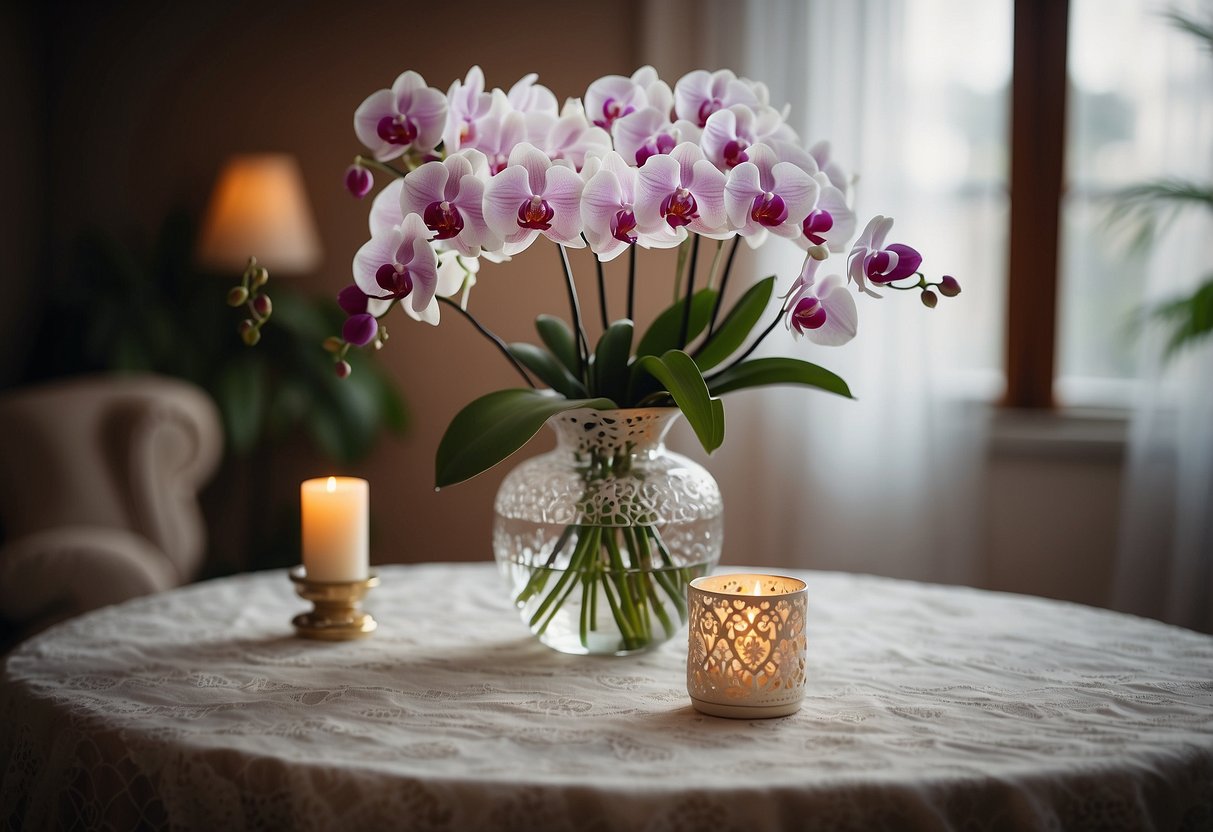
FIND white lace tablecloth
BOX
[2,563,1212,831]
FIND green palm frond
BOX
[1106,179,1213,250]
[1153,277,1213,358]
[1162,8,1213,53]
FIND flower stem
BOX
[679,235,701,348]
[713,299,789,374]
[706,236,742,339]
[437,297,535,388]
[556,244,589,380]
[595,256,609,330]
[353,155,407,179]
[627,245,637,323]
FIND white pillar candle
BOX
[300,477,369,582]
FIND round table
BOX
[2,564,1211,831]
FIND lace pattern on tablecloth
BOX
[2,564,1212,831]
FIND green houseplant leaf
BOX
[436,389,616,488]
[508,342,587,398]
[707,357,853,399]
[694,275,777,371]
[633,350,724,453]
[535,314,580,376]
[592,319,634,404]
[634,288,718,358]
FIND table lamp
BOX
[197,153,323,275]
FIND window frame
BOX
[1005,0,1070,409]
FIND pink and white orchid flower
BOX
[673,69,761,128]
[401,149,499,258]
[353,213,440,320]
[584,66,673,132]
[809,140,850,196]
[369,178,404,235]
[635,142,730,241]
[724,143,819,247]
[507,73,559,116]
[463,107,528,175]
[443,66,499,153]
[354,71,447,162]
[783,256,858,346]
[524,100,611,172]
[612,108,701,167]
[483,142,586,255]
[793,173,857,256]
[400,246,480,325]
[701,104,798,172]
[846,216,924,297]
[582,151,682,261]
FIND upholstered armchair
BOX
[0,375,223,640]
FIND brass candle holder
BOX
[289,566,379,640]
[687,573,808,718]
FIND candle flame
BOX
[752,579,763,596]
[326,476,337,493]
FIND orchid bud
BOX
[252,294,273,319]
[323,336,343,353]
[238,320,261,346]
[939,275,961,297]
[337,284,369,315]
[345,164,374,199]
[226,286,249,307]
[379,325,389,343]
[342,312,378,347]
[920,289,938,309]
[251,267,269,289]
[335,359,352,379]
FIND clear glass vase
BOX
[493,407,723,655]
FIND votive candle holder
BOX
[687,573,808,718]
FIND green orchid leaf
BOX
[592,319,634,404]
[634,288,719,358]
[694,275,777,371]
[535,314,579,375]
[508,342,587,398]
[436,390,616,488]
[707,357,853,399]
[634,350,724,453]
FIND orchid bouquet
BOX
[323,65,957,650]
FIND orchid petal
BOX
[482,165,534,240]
[542,165,586,246]
[807,275,858,346]
[353,227,404,298]
[508,142,552,194]
[724,162,762,229]
[402,161,450,217]
[370,178,404,235]
[885,243,923,281]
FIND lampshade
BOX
[197,154,323,275]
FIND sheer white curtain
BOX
[1109,0,1213,633]
[650,0,1004,583]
